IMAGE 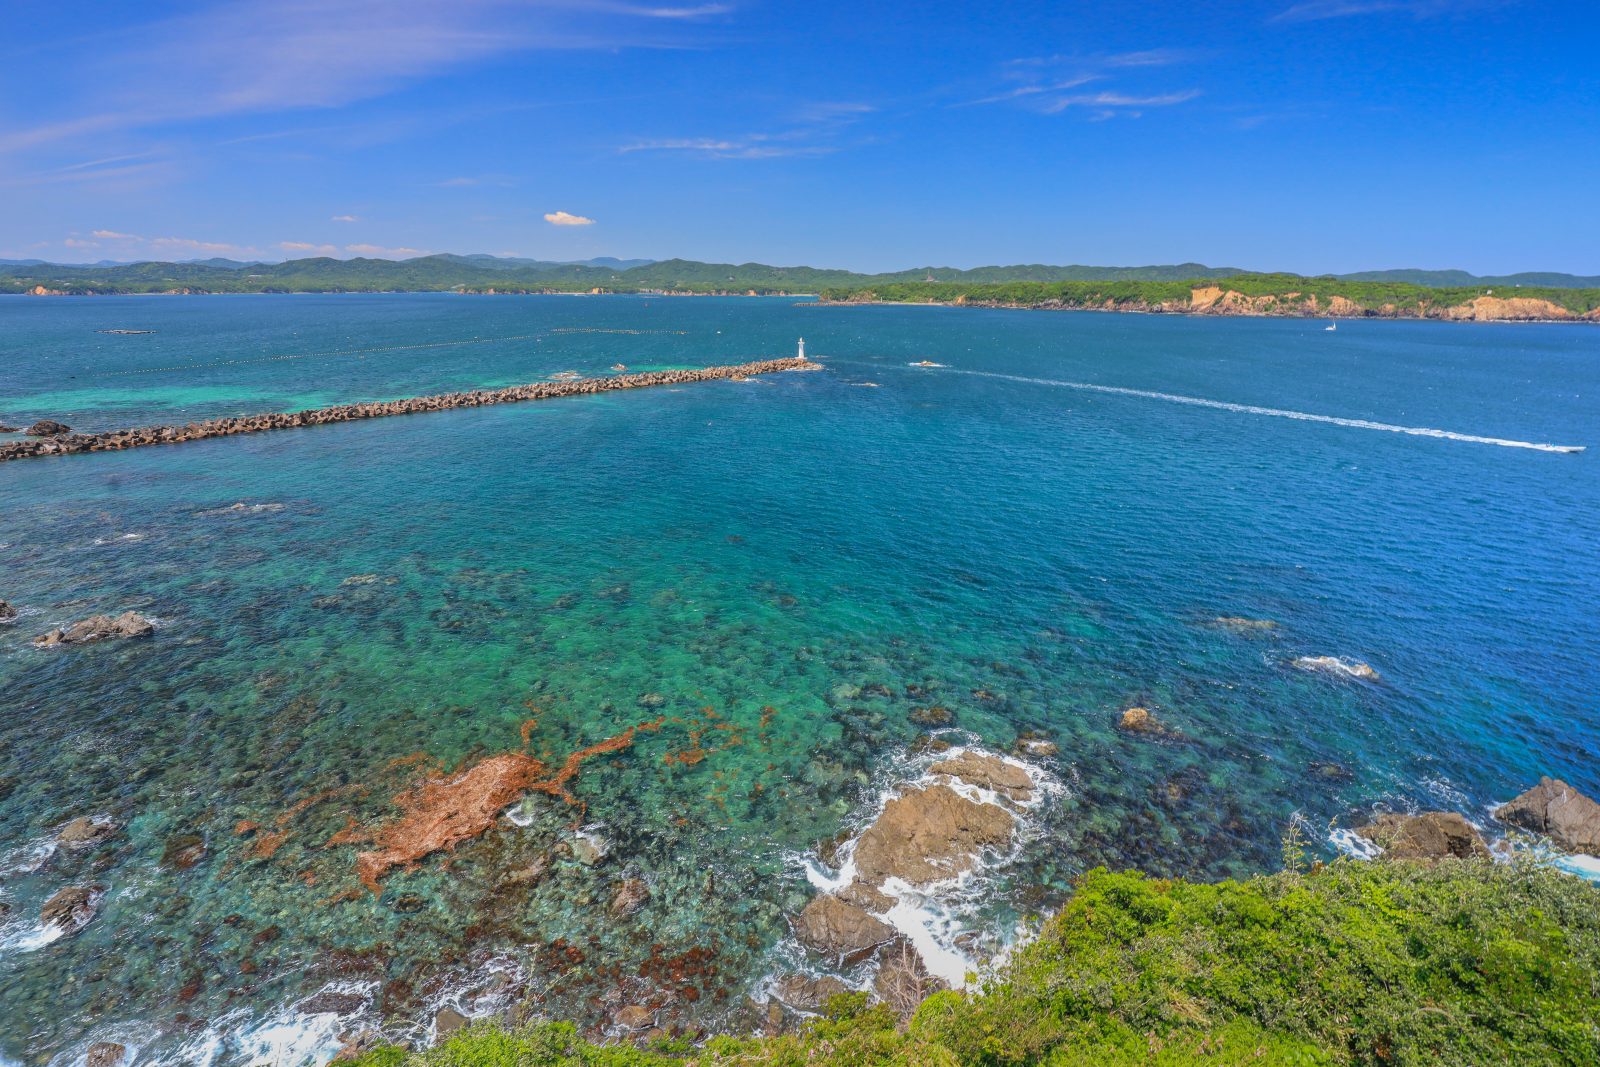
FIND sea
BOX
[1,293,1596,1064]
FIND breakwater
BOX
[0,357,818,462]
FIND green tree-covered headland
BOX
[3,257,1598,319]
[345,856,1600,1067]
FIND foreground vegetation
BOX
[345,857,1600,1066]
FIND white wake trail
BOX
[937,368,1586,454]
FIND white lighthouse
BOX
[797,337,807,361]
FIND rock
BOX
[852,784,1014,886]
[571,833,608,866]
[908,705,953,727]
[636,692,667,710]
[34,611,155,647]
[615,1004,653,1030]
[24,419,71,436]
[433,1007,468,1039]
[1310,760,1354,783]
[873,940,948,1018]
[298,989,369,1015]
[58,816,116,848]
[1213,616,1277,632]
[161,833,207,871]
[41,885,99,933]
[610,878,650,916]
[792,894,895,965]
[837,881,894,912]
[1495,777,1600,856]
[0,424,19,433]
[773,974,850,1012]
[1118,706,1174,737]
[1014,735,1059,758]
[1293,656,1380,681]
[85,1043,127,1067]
[930,751,1035,803]
[1355,812,1490,861]
[0,600,15,621]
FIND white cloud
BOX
[330,214,359,222]
[544,210,595,226]
[620,136,835,160]
[280,241,339,255]
[63,237,100,248]
[92,229,141,240]
[976,50,1201,117]
[437,177,479,187]
[345,243,427,258]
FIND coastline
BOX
[804,296,1600,325]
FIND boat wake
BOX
[934,368,1586,453]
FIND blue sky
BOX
[1,0,1595,273]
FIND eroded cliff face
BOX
[828,286,1597,322]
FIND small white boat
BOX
[1324,321,1337,331]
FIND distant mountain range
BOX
[0,253,1596,294]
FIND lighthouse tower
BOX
[797,337,807,361]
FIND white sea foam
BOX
[1328,827,1383,860]
[933,367,1586,453]
[142,981,377,1066]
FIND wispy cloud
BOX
[0,1,732,156]
[621,100,872,160]
[92,229,140,240]
[345,242,428,258]
[1271,0,1486,20]
[330,214,360,222]
[544,211,595,226]
[972,49,1200,118]
[280,240,340,255]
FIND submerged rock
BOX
[1014,735,1059,758]
[1495,777,1600,856]
[1355,812,1489,861]
[57,816,117,848]
[41,885,100,933]
[85,1043,127,1067]
[0,599,15,621]
[1212,616,1278,632]
[610,877,650,916]
[792,894,894,965]
[908,705,953,727]
[773,974,850,1012]
[1294,655,1380,681]
[24,419,71,436]
[34,611,155,647]
[161,833,207,871]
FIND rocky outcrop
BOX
[928,751,1036,802]
[57,816,117,848]
[41,885,100,933]
[0,599,15,621]
[1118,706,1179,738]
[1495,778,1600,856]
[1355,812,1489,861]
[1293,656,1380,681]
[792,894,894,965]
[24,419,71,436]
[34,611,155,646]
[85,1043,127,1067]
[0,358,821,463]
[853,784,1016,886]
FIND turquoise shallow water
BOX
[1,295,1597,1064]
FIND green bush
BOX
[343,859,1600,1067]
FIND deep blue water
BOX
[1,295,1596,1064]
